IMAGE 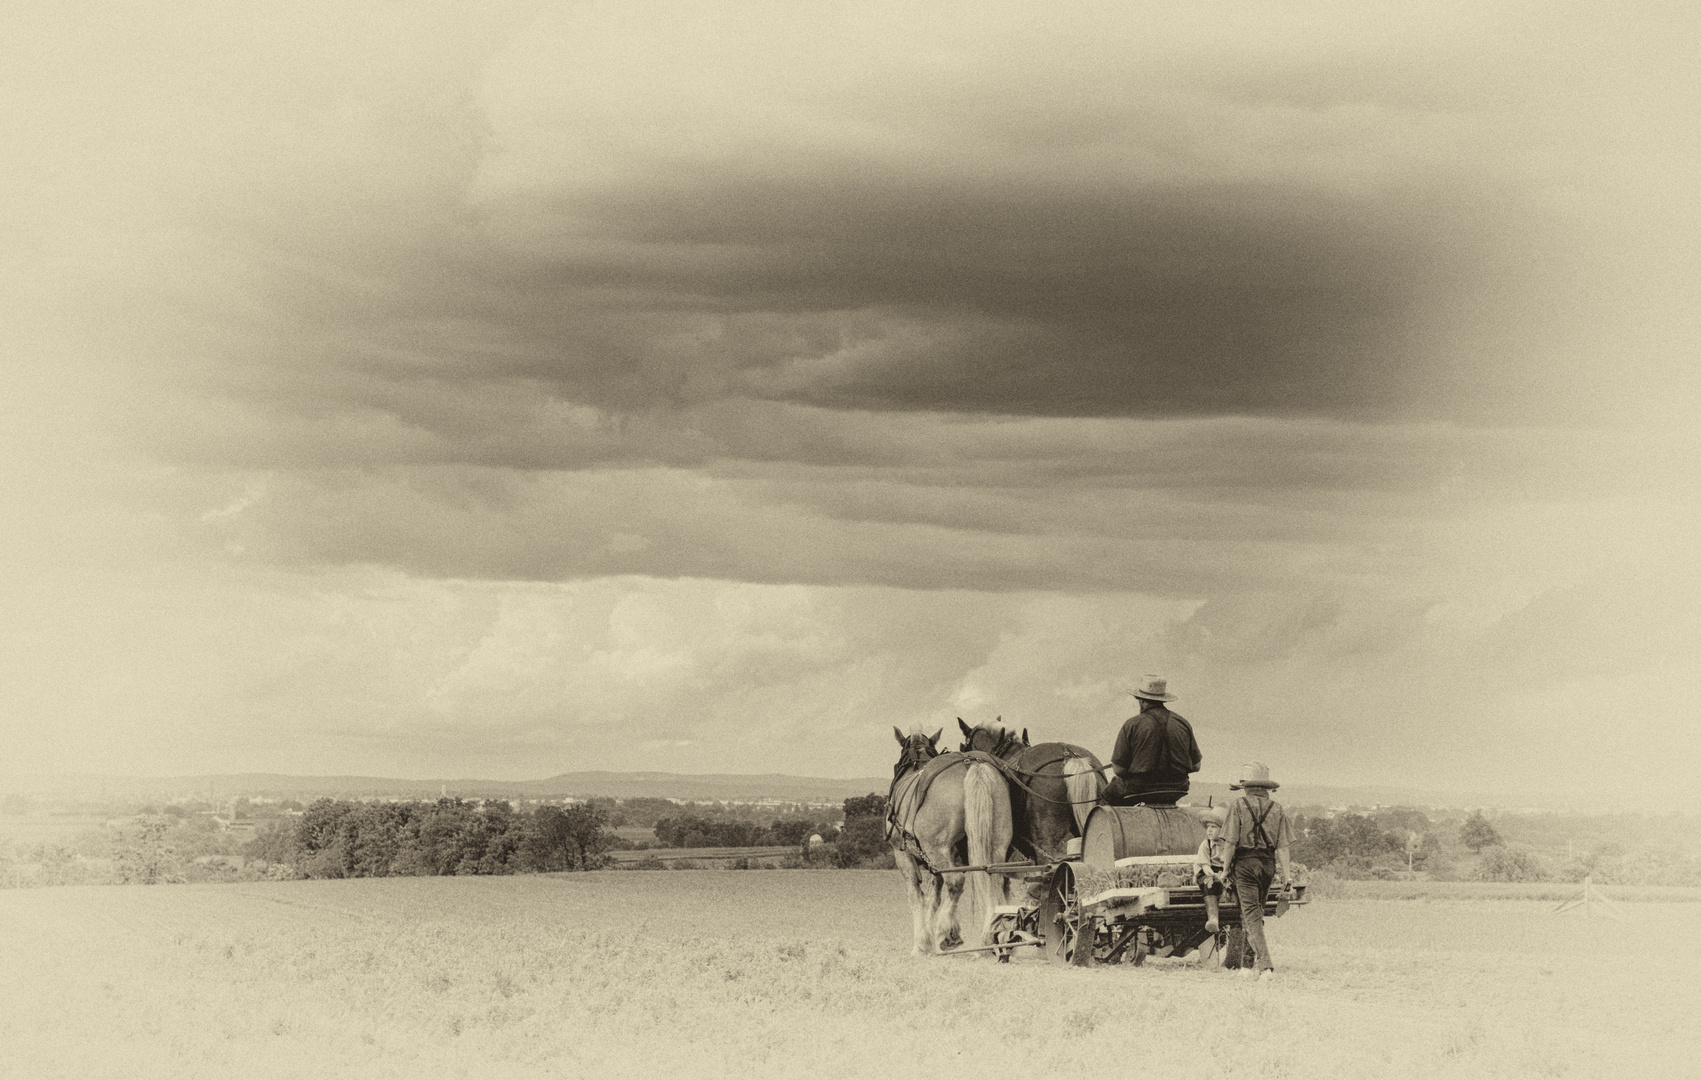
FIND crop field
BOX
[604,845,797,866]
[2,872,1696,1080]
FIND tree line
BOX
[651,815,829,849]
[252,798,618,878]
[252,794,897,877]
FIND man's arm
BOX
[1110,718,1135,778]
[1219,801,1241,878]
[1273,807,1293,888]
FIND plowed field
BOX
[1,871,1693,1079]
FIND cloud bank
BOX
[3,0,1696,801]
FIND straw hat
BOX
[1229,761,1279,790]
[1127,674,1177,702]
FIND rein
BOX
[962,729,1109,806]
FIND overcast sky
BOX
[3,1,1696,806]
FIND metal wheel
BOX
[1036,864,1095,967]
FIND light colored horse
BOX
[885,727,1014,955]
[957,718,1104,876]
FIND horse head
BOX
[956,716,1025,758]
[891,725,942,777]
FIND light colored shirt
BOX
[1221,793,1292,852]
[1195,835,1228,878]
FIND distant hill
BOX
[0,770,893,805]
[0,768,1557,810]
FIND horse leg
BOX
[894,852,931,955]
[936,870,967,951]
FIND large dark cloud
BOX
[482,172,1530,422]
[96,0,1637,476]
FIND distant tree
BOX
[294,799,356,878]
[527,803,613,871]
[768,819,822,847]
[1460,810,1504,852]
[832,816,891,868]
[344,802,419,876]
[28,842,84,886]
[462,802,526,875]
[404,798,472,875]
[1369,807,1432,835]
[113,817,183,885]
[615,798,684,828]
[1412,831,1443,870]
[243,820,298,865]
[842,794,886,821]
[1475,844,1546,882]
[1292,813,1402,867]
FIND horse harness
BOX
[970,729,1108,808]
[884,750,1001,875]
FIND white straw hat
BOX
[1127,674,1177,702]
[1229,761,1279,790]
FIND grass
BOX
[1312,878,1701,903]
[2,871,1696,1079]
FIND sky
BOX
[2,1,1697,807]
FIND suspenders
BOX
[1242,797,1277,851]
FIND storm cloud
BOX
[4,0,1696,799]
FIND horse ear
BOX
[929,728,942,746]
[1022,728,1031,745]
[957,717,971,736]
[894,726,905,745]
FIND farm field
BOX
[2,872,1696,1080]
[605,844,797,865]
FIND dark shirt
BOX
[1110,705,1202,781]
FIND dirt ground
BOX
[1,871,1694,1079]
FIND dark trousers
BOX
[1103,774,1189,806]
[1230,849,1276,971]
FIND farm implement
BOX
[938,803,1310,967]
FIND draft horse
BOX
[885,727,1015,955]
[957,718,1105,869]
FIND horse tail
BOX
[963,761,1013,936]
[1064,756,1103,835]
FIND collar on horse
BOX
[891,734,940,781]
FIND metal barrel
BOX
[1081,804,1206,868]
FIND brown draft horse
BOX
[885,727,1014,955]
[957,717,1104,873]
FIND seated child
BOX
[1195,816,1228,933]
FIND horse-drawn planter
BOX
[886,723,1309,967]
